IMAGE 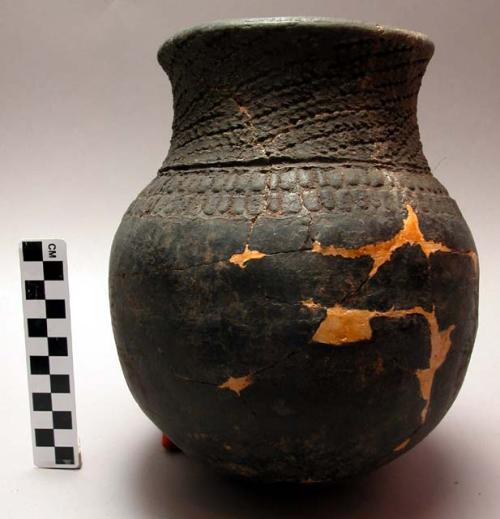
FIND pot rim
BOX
[158,17,434,61]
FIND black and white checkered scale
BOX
[19,241,80,468]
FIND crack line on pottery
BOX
[174,351,300,396]
[302,301,455,422]
[311,204,478,276]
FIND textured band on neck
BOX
[159,19,434,171]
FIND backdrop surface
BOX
[1,1,499,517]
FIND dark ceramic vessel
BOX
[109,18,479,483]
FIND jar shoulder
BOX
[122,164,476,253]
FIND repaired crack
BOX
[231,95,270,159]
[311,205,476,277]
[173,350,302,397]
[302,300,455,423]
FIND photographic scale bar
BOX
[19,240,81,469]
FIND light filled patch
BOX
[311,305,375,345]
[301,299,323,310]
[229,245,267,269]
[303,301,455,423]
[416,323,455,421]
[312,205,455,277]
[218,374,253,396]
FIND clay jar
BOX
[109,18,479,483]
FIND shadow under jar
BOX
[109,18,479,483]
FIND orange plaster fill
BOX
[218,375,253,396]
[311,205,454,277]
[229,245,266,268]
[303,301,455,423]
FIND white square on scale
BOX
[30,375,51,393]
[27,337,48,356]
[47,319,69,337]
[21,262,44,281]
[54,429,76,447]
[31,411,53,428]
[44,280,67,299]
[23,300,46,318]
[34,446,56,466]
[49,356,71,375]
[51,393,74,411]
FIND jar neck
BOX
[159,21,434,172]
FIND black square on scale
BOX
[48,337,68,356]
[55,447,74,465]
[22,241,43,262]
[35,428,54,447]
[30,356,50,375]
[50,374,70,393]
[43,261,64,281]
[45,300,66,318]
[33,393,52,411]
[27,318,47,337]
[25,280,45,300]
[53,411,72,429]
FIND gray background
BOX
[1,1,499,517]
